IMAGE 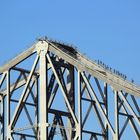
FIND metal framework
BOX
[0,39,140,140]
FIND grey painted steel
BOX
[0,40,139,140]
[39,50,48,140]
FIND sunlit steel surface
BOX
[0,39,140,140]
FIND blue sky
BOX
[0,0,140,84]
[0,1,140,139]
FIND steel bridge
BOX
[0,39,140,140]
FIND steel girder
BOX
[0,40,139,140]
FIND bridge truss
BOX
[0,39,140,140]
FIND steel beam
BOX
[114,91,119,140]
[47,41,140,98]
[7,70,11,140]
[81,72,115,136]
[10,55,39,128]
[0,44,36,73]
[0,97,4,140]
[39,49,48,140]
[78,71,82,140]
[47,54,78,125]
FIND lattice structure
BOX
[0,39,140,140]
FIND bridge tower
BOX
[0,39,140,139]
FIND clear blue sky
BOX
[0,0,140,139]
[0,0,140,84]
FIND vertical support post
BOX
[114,91,119,140]
[78,71,82,140]
[2,97,4,140]
[0,96,4,140]
[104,82,108,140]
[67,66,75,139]
[7,70,11,140]
[35,78,39,139]
[39,50,48,140]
